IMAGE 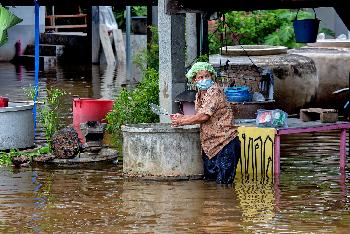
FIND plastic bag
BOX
[256,109,288,128]
[252,92,265,102]
[98,6,118,30]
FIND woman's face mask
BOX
[195,78,214,90]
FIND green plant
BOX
[40,88,66,150]
[113,6,147,31]
[106,68,159,132]
[208,10,334,51]
[133,25,159,72]
[107,26,159,151]
[132,6,147,16]
[25,86,66,151]
[196,54,209,62]
[0,146,50,166]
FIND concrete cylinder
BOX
[210,45,318,114]
[122,123,203,178]
[0,102,34,150]
[289,46,350,109]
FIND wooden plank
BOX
[99,24,116,65]
[113,29,126,64]
[45,24,87,29]
[45,14,87,19]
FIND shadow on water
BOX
[0,63,350,232]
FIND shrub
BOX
[209,9,334,52]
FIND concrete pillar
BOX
[91,6,100,64]
[185,13,197,67]
[158,0,186,123]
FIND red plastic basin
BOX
[0,97,9,107]
[73,98,114,142]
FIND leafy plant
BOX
[40,88,66,150]
[208,9,335,51]
[25,86,66,151]
[106,68,159,133]
[133,25,159,71]
[132,6,147,16]
[196,54,209,62]
[0,146,50,166]
[107,26,159,151]
[113,6,147,31]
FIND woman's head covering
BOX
[185,62,217,82]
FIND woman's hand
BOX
[170,113,184,127]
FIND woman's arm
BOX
[171,113,210,127]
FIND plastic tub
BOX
[224,86,252,102]
[72,98,114,142]
[0,97,9,107]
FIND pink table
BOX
[274,118,350,175]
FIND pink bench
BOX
[274,118,350,175]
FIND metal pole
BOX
[199,13,203,55]
[126,6,131,81]
[33,1,40,138]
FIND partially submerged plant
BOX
[0,146,50,166]
[24,86,66,151]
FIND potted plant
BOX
[131,6,147,35]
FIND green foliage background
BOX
[209,9,334,54]
[106,26,159,152]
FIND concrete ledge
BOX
[221,45,287,56]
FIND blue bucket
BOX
[224,86,252,102]
[293,9,320,43]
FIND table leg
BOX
[340,129,347,170]
[274,134,281,175]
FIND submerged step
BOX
[24,44,64,57]
[15,55,57,70]
[40,32,87,46]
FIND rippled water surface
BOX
[0,63,349,233]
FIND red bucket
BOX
[0,97,9,107]
[72,98,114,142]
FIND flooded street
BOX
[1,63,349,233]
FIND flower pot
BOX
[131,16,147,35]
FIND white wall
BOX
[0,6,46,61]
[314,7,349,38]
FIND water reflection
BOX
[0,164,348,233]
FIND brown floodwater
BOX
[0,63,349,233]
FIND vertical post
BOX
[201,13,209,56]
[340,128,347,170]
[85,4,92,64]
[158,0,186,123]
[147,4,153,52]
[91,6,100,64]
[274,134,281,175]
[196,13,201,57]
[126,6,132,81]
[51,6,56,32]
[185,13,197,67]
[33,1,40,137]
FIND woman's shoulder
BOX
[207,83,224,96]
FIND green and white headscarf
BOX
[185,62,217,82]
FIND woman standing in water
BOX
[171,62,240,184]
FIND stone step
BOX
[40,32,87,46]
[15,55,57,70]
[39,33,89,64]
[24,44,64,57]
